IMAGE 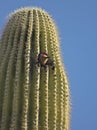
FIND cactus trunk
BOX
[0,7,70,130]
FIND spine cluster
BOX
[0,7,70,130]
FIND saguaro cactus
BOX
[0,7,70,130]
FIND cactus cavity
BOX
[0,7,70,130]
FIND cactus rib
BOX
[9,11,28,130]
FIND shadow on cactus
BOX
[0,7,70,130]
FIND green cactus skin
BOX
[0,7,70,130]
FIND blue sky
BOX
[0,0,97,130]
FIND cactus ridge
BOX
[0,15,21,129]
[0,7,70,130]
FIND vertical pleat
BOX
[9,11,28,130]
[47,16,70,130]
[0,14,21,130]
[29,9,40,130]
[38,10,49,130]
[0,17,14,124]
[63,74,70,130]
[21,10,33,130]
[0,17,19,124]
[27,9,40,130]
[0,18,15,64]
[44,13,58,130]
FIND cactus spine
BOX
[0,7,70,130]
